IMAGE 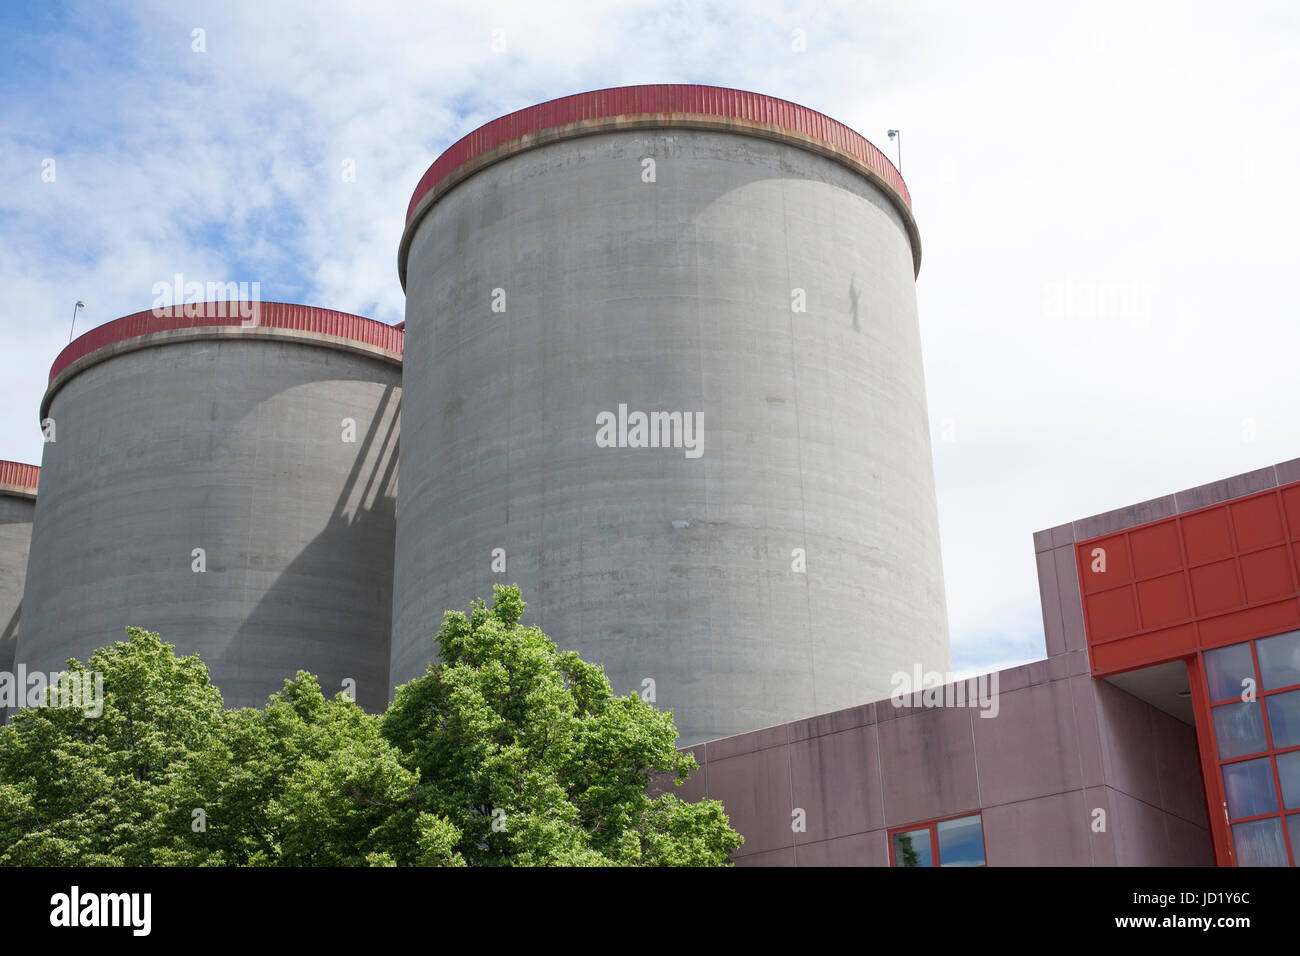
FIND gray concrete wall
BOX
[395,128,950,745]
[0,493,35,680]
[16,337,400,711]
[657,662,1213,866]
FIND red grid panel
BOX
[1076,482,1300,674]
[405,84,910,223]
[1135,572,1190,628]
[0,460,39,492]
[50,302,404,383]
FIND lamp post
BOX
[69,301,85,342]
[887,129,902,174]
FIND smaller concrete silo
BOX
[0,461,38,683]
[16,303,402,711]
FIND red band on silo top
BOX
[49,302,405,383]
[405,84,910,223]
[0,460,39,493]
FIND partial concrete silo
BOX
[0,461,38,681]
[393,85,950,744]
[17,303,402,711]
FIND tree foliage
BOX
[0,586,741,866]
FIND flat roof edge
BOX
[1034,457,1300,550]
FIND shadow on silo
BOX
[0,603,17,724]
[228,385,400,713]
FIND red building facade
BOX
[1068,461,1300,866]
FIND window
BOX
[1202,632,1300,866]
[1256,630,1300,691]
[888,812,985,867]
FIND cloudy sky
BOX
[3,0,1298,677]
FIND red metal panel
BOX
[49,303,405,383]
[1091,623,1196,672]
[405,84,911,223]
[1190,559,1244,615]
[1080,532,1131,592]
[1136,571,1191,628]
[1197,599,1300,646]
[1075,480,1300,674]
[1282,485,1300,536]
[1183,508,1234,564]
[1241,547,1293,602]
[1232,495,1286,551]
[1130,521,1183,578]
[0,460,40,492]
[1084,586,1139,640]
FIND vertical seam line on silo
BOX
[780,173,817,719]
[689,144,714,739]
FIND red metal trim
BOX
[49,302,405,384]
[1219,746,1300,766]
[1211,681,1300,706]
[1187,652,1235,866]
[405,84,910,224]
[0,460,40,493]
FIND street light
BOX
[887,129,902,173]
[69,301,85,342]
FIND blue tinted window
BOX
[1212,700,1268,759]
[1223,756,1279,819]
[1266,689,1300,750]
[1277,751,1300,811]
[937,814,985,867]
[1257,630,1300,691]
[1205,642,1255,702]
[1232,817,1289,867]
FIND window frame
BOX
[887,811,987,867]
[1201,633,1300,866]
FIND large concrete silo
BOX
[393,85,950,744]
[16,303,402,711]
[0,461,38,682]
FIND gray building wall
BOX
[394,127,950,745]
[658,661,1213,866]
[17,336,400,711]
[0,492,36,680]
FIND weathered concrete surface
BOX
[655,663,1213,866]
[0,492,36,680]
[395,128,950,745]
[17,337,400,711]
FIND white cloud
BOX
[3,0,1299,676]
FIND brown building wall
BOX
[662,660,1213,866]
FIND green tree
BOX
[895,832,921,867]
[381,585,741,866]
[0,587,741,866]
[0,628,223,865]
[153,672,431,867]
